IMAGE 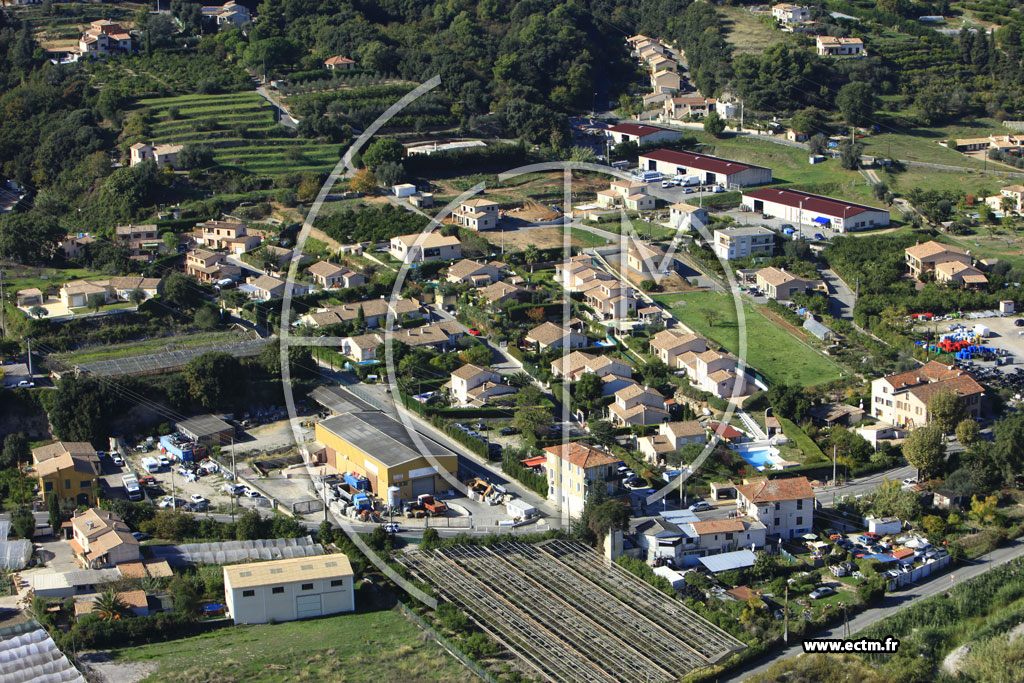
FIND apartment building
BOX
[713,226,775,260]
[544,442,619,518]
[870,361,985,428]
[735,476,815,539]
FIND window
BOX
[330,579,345,587]
[81,480,91,488]
[796,499,803,510]
[272,586,284,594]
[774,502,780,511]
[725,533,734,540]
[301,583,314,591]
[774,518,780,526]
[796,516,803,525]
[44,482,53,492]
[242,590,255,597]
[65,479,71,489]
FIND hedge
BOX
[434,417,489,458]
[55,613,226,652]
[501,451,548,496]
[778,417,827,461]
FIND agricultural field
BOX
[859,113,1015,168]
[16,2,143,50]
[101,606,470,683]
[136,92,342,175]
[654,291,846,387]
[51,330,248,366]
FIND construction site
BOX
[398,539,746,683]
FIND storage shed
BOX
[223,554,355,625]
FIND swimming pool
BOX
[733,445,782,471]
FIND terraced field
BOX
[138,92,343,175]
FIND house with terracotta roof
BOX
[904,240,973,279]
[582,280,637,320]
[129,142,182,168]
[608,384,669,426]
[303,297,423,329]
[340,333,384,362]
[324,56,356,70]
[306,261,365,289]
[543,442,620,517]
[196,219,261,253]
[754,267,819,301]
[870,360,985,428]
[663,95,716,120]
[595,179,655,211]
[69,508,141,568]
[186,248,242,284]
[735,476,815,539]
[551,351,632,383]
[448,364,516,406]
[650,70,682,94]
[649,329,706,365]
[525,321,587,351]
[446,259,506,286]
[638,419,706,464]
[686,518,767,555]
[115,224,161,260]
[78,20,132,57]
[32,442,101,507]
[245,274,287,300]
[677,348,748,398]
[478,281,528,307]
[452,198,500,231]
[815,35,865,57]
[58,234,97,260]
[934,260,988,288]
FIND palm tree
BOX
[507,372,534,388]
[524,244,540,274]
[92,589,128,621]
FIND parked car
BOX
[95,451,106,458]
[243,488,261,498]
[16,380,34,388]
[222,483,244,495]
[384,522,401,534]
[111,454,124,466]
[858,532,881,544]
[468,329,482,336]
[689,501,712,512]
[158,455,171,467]
[813,232,825,240]
[132,532,150,541]
[159,497,186,509]
[499,426,519,436]
[809,586,835,599]
[1015,318,1024,327]
[190,494,206,504]
[902,478,917,487]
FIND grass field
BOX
[138,92,342,175]
[107,606,469,683]
[717,5,795,55]
[654,291,845,387]
[862,114,1011,168]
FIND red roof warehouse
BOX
[741,187,890,233]
[638,148,774,187]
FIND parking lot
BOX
[918,314,1024,392]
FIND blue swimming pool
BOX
[736,446,780,471]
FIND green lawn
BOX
[717,5,795,55]
[860,115,1012,168]
[653,291,845,387]
[570,227,614,247]
[135,92,344,176]
[107,606,469,683]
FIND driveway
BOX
[32,535,78,572]
[820,268,856,320]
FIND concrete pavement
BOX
[820,269,856,320]
[736,537,1024,680]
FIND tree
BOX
[163,272,202,310]
[162,232,180,252]
[459,343,492,366]
[29,306,47,319]
[703,111,726,137]
[507,372,533,388]
[48,376,123,445]
[11,508,34,539]
[235,509,266,540]
[362,137,405,170]
[514,404,552,441]
[193,305,221,330]
[955,418,980,447]
[587,420,618,448]
[524,244,540,273]
[525,307,545,324]
[48,494,61,532]
[767,384,811,423]
[835,82,876,127]
[838,139,864,171]
[701,309,722,328]
[420,527,440,550]
[903,425,944,479]
[350,168,377,195]
[969,494,1000,525]
[926,391,964,436]
[921,514,946,538]
[856,575,886,605]
[376,161,405,187]
[574,372,602,405]
[807,133,828,156]
[184,351,242,409]
[516,384,543,407]
[178,143,215,169]
[791,108,825,136]
[169,573,203,616]
[86,293,105,313]
[589,499,630,542]
[92,589,128,621]
[1,434,28,469]
[751,551,778,581]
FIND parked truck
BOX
[335,483,371,511]
[343,472,371,491]
[418,494,447,516]
[141,457,162,474]
[122,474,142,501]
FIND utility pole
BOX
[26,338,32,380]
[322,466,328,523]
[784,584,789,645]
[0,268,5,339]
[833,444,837,485]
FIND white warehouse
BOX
[223,554,355,625]
[638,149,773,188]
[742,187,890,233]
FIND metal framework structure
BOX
[76,335,271,377]
[398,540,745,683]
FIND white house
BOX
[816,36,866,58]
[389,233,462,264]
[638,420,706,463]
[449,364,516,406]
[712,226,775,260]
[735,477,815,540]
[201,1,251,27]
[129,142,183,168]
[525,321,588,351]
[772,3,810,24]
[742,188,890,233]
[223,554,355,625]
[452,198,500,231]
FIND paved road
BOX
[820,269,856,320]
[736,537,1024,680]
[255,85,298,129]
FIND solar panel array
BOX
[149,536,324,566]
[77,337,273,377]
[0,626,85,683]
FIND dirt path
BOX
[78,652,157,683]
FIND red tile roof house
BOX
[735,476,815,540]
[606,123,683,146]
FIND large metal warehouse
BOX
[741,187,890,233]
[638,149,773,187]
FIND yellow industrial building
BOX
[314,409,458,500]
